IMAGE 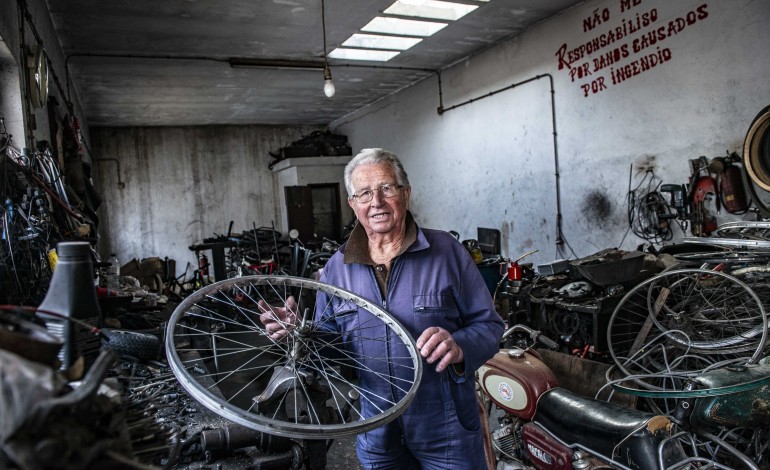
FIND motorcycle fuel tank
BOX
[477,349,558,420]
[689,363,770,430]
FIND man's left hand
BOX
[416,326,464,373]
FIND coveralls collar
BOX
[342,211,428,265]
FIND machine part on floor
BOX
[116,357,331,469]
[742,104,770,217]
[165,275,422,439]
[201,423,291,453]
[570,249,645,287]
[536,259,570,276]
[0,348,141,469]
[0,309,63,366]
[554,281,593,299]
[102,328,161,361]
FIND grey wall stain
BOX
[581,190,613,229]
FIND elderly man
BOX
[261,148,503,469]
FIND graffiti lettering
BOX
[555,33,618,70]
[580,76,608,96]
[621,9,658,36]
[569,62,592,81]
[592,44,630,73]
[556,3,709,97]
[632,5,708,53]
[620,0,642,13]
[610,47,672,85]
[667,4,709,36]
[554,7,656,70]
[583,8,611,32]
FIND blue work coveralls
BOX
[317,223,504,469]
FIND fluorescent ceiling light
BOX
[384,0,479,21]
[362,17,447,37]
[342,34,422,50]
[328,48,401,61]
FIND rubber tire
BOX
[742,104,770,217]
[102,328,161,360]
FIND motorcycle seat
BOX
[533,388,673,462]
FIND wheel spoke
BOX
[607,268,768,407]
[166,275,422,439]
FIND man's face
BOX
[348,163,411,237]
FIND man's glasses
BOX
[350,184,404,203]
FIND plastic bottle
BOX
[106,253,120,292]
[38,241,103,373]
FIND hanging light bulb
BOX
[323,66,335,98]
[320,0,335,98]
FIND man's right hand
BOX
[258,296,298,341]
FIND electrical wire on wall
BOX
[620,165,684,247]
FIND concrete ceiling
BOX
[47,0,584,127]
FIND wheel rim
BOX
[165,275,422,439]
[743,105,770,192]
[607,269,768,391]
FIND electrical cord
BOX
[624,168,687,246]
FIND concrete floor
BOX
[325,435,363,469]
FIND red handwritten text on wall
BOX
[554,1,709,97]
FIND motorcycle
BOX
[476,324,770,470]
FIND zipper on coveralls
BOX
[382,255,403,310]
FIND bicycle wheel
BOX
[165,275,422,439]
[607,269,768,386]
[683,237,770,249]
[674,251,770,265]
[714,221,770,241]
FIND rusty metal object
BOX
[0,311,62,366]
[690,364,770,430]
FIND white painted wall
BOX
[331,0,770,266]
[91,125,324,272]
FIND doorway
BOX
[285,183,342,243]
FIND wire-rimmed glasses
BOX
[350,184,404,204]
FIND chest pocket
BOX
[330,299,358,321]
[414,294,457,315]
[413,294,460,326]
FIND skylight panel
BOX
[384,0,479,21]
[362,17,447,37]
[328,48,401,62]
[342,34,423,50]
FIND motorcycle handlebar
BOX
[501,324,559,350]
[537,334,559,350]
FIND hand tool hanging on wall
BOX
[688,156,718,236]
[709,151,749,214]
[659,184,688,219]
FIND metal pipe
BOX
[92,157,126,188]
[435,73,564,248]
